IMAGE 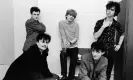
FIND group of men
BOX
[3,1,124,80]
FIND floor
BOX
[0,65,114,80]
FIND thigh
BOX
[68,48,78,58]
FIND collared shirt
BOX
[94,18,124,49]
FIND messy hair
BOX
[106,1,120,16]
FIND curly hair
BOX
[106,1,120,16]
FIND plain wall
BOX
[38,0,113,74]
[0,0,14,65]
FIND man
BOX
[23,6,46,51]
[3,33,59,80]
[59,9,79,80]
[93,1,124,80]
[78,41,108,80]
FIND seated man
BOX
[78,41,108,80]
[3,33,59,80]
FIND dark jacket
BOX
[3,44,53,80]
[23,18,46,51]
[78,53,108,80]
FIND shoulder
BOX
[81,53,92,62]
[26,18,34,23]
[96,18,104,23]
[113,19,121,26]
[59,20,65,24]
[26,44,39,53]
[100,56,108,65]
[73,21,79,27]
[59,20,66,28]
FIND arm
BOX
[98,65,107,80]
[94,20,111,40]
[114,22,125,51]
[70,23,79,44]
[78,57,91,80]
[118,34,124,46]
[26,20,46,32]
[59,22,70,48]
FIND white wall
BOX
[0,0,14,65]
[13,0,38,58]
[38,0,113,74]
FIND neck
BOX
[106,16,114,22]
[66,20,73,24]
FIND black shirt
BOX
[94,18,124,49]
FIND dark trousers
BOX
[60,47,78,80]
[103,47,116,80]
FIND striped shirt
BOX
[59,20,79,48]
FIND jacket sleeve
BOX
[78,59,91,80]
[26,20,46,32]
[98,60,108,80]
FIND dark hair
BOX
[36,33,51,43]
[91,41,106,52]
[106,1,120,16]
[65,9,77,19]
[30,6,40,14]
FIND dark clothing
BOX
[60,47,78,80]
[23,18,46,51]
[3,44,54,80]
[94,18,124,80]
[78,53,108,80]
[94,18,124,49]
[103,47,116,80]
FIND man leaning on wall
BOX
[23,6,46,52]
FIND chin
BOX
[40,48,46,51]
[94,58,100,60]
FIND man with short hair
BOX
[93,1,124,80]
[59,9,79,80]
[78,41,108,80]
[23,6,46,51]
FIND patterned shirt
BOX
[94,18,124,49]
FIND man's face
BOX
[92,50,104,60]
[106,7,115,17]
[37,39,49,51]
[66,14,75,22]
[31,11,40,20]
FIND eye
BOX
[111,9,115,11]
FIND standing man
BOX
[93,1,124,80]
[23,6,46,51]
[59,9,79,80]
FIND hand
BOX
[64,42,70,48]
[102,20,111,28]
[114,45,121,51]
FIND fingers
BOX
[114,45,120,51]
[115,47,118,51]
